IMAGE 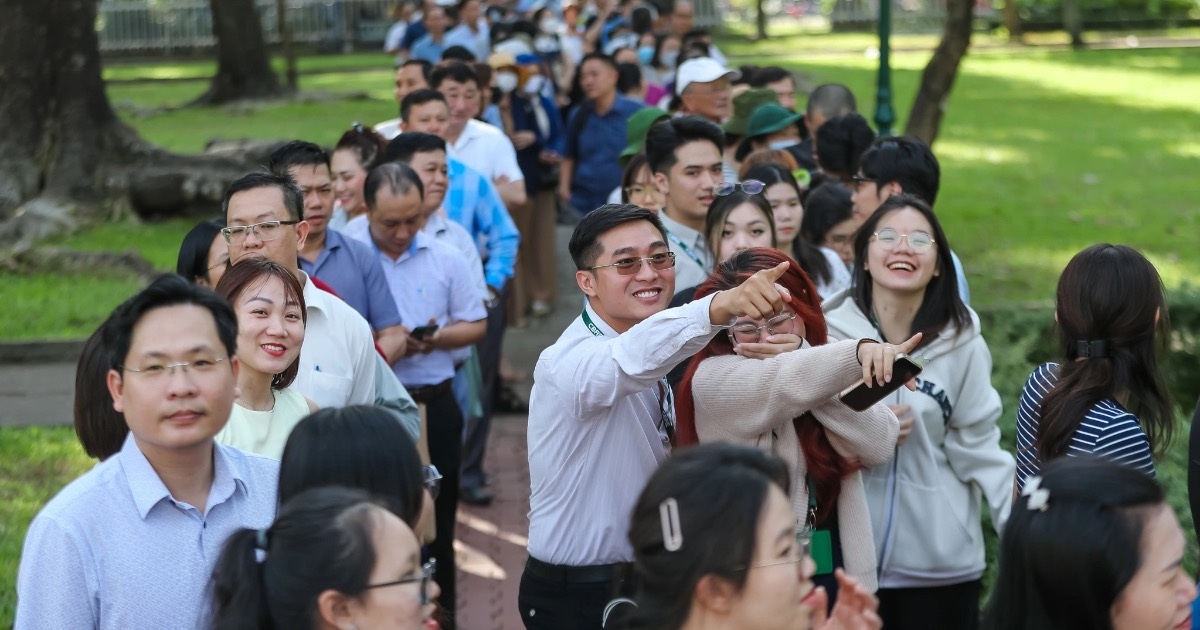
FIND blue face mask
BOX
[637,46,655,65]
[769,139,798,151]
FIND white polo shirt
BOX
[292,271,378,408]
[448,119,524,186]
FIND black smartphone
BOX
[838,355,926,412]
[410,324,439,340]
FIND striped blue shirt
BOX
[444,157,519,289]
[1015,362,1155,492]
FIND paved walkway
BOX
[0,226,583,629]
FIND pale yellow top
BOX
[215,388,312,460]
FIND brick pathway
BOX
[454,412,531,630]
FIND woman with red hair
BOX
[676,247,911,603]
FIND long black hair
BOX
[849,194,970,348]
[800,183,853,248]
[176,219,225,285]
[742,162,832,286]
[1035,244,1172,461]
[278,405,426,528]
[981,456,1166,630]
[702,190,776,262]
[626,443,791,630]
[209,486,393,630]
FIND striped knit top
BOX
[1015,362,1155,492]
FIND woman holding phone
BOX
[822,194,1014,629]
[676,247,908,602]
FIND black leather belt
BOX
[407,379,452,403]
[524,556,633,585]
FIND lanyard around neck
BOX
[581,307,606,338]
[663,228,707,270]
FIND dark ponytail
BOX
[1036,244,1172,461]
[210,486,385,630]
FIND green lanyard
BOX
[581,308,606,338]
[664,228,707,270]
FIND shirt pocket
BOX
[306,371,354,408]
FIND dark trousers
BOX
[518,558,636,630]
[422,386,464,629]
[461,282,508,489]
[877,579,982,630]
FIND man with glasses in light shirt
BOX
[521,203,794,629]
[15,276,279,629]
[222,171,378,408]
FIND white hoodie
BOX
[823,289,1015,588]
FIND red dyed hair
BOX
[675,247,856,524]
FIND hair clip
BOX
[352,121,365,133]
[1022,476,1049,512]
[659,498,683,551]
[1076,340,1108,358]
[791,169,812,189]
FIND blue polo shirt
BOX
[298,229,403,332]
[564,95,644,214]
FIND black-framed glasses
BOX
[729,311,797,344]
[589,251,676,275]
[121,356,228,378]
[364,559,437,605]
[872,228,935,254]
[423,465,442,500]
[221,220,300,244]
[850,174,876,192]
[715,179,765,197]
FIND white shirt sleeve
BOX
[384,22,407,52]
[491,132,525,184]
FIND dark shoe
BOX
[494,384,529,413]
[460,486,494,507]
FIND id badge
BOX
[810,529,834,576]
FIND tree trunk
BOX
[903,0,973,145]
[756,0,769,39]
[1062,0,1085,49]
[0,0,251,250]
[1002,0,1022,40]
[193,0,285,105]
[276,0,299,90]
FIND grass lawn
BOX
[3,39,1200,624]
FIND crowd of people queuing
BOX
[12,0,1200,628]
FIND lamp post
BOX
[874,0,896,136]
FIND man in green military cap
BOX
[720,87,778,182]
[736,102,805,163]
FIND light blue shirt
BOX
[298,229,404,331]
[445,157,520,288]
[15,434,279,629]
[350,230,488,387]
[409,34,446,63]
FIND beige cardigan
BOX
[690,339,899,592]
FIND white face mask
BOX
[769,139,798,151]
[523,75,546,96]
[496,71,519,94]
[660,50,679,68]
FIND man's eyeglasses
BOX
[423,465,443,500]
[872,228,935,254]
[221,220,300,244]
[715,179,765,197]
[589,252,676,275]
[850,174,875,192]
[729,311,797,344]
[364,559,438,605]
[121,357,228,379]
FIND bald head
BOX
[804,83,857,135]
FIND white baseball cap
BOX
[675,57,739,96]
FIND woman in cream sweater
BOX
[676,247,912,602]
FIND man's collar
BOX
[118,433,243,519]
[658,209,704,244]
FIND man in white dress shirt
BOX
[646,116,725,295]
[520,203,792,629]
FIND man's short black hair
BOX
[399,58,434,80]
[267,140,330,171]
[750,66,793,88]
[400,88,448,122]
[806,83,857,119]
[580,51,619,72]
[569,203,668,270]
[383,132,447,165]
[105,274,238,373]
[442,45,476,62]
[430,61,479,90]
[858,136,941,206]
[222,170,305,223]
[644,116,725,175]
[617,62,642,93]
[815,113,876,180]
[364,162,425,210]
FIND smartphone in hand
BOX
[838,354,926,411]
[410,324,439,341]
